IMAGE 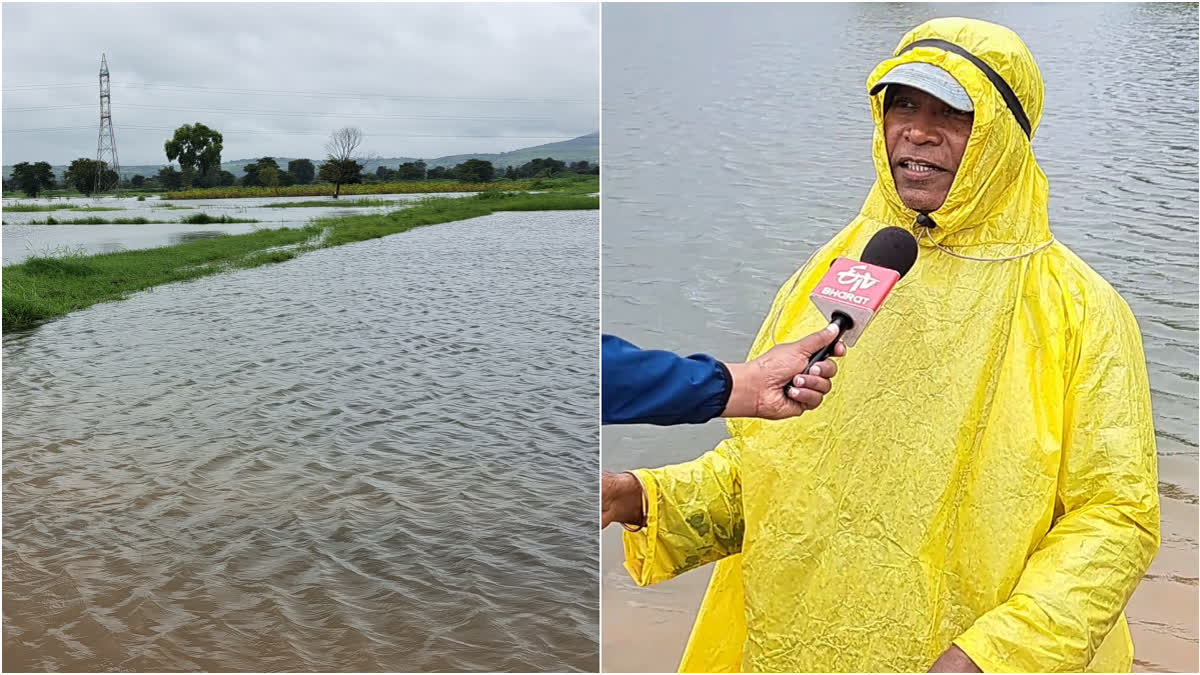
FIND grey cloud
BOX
[3,3,598,167]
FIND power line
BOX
[3,102,558,122]
[4,124,586,139]
[1,81,597,105]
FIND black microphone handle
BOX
[784,312,853,395]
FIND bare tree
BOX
[318,126,364,198]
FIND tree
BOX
[130,174,146,188]
[288,158,315,185]
[318,158,363,195]
[515,157,566,178]
[396,160,427,181]
[11,161,56,197]
[156,165,184,191]
[259,166,280,194]
[375,165,397,181]
[427,165,450,179]
[453,159,495,183]
[65,158,116,195]
[322,126,363,198]
[164,123,223,187]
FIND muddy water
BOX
[1,192,475,266]
[3,210,599,671]
[602,3,1197,672]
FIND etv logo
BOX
[836,264,879,293]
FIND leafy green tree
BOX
[156,165,184,191]
[453,159,494,182]
[164,123,223,187]
[396,160,427,180]
[318,158,363,197]
[11,161,56,197]
[427,165,450,179]
[259,166,280,194]
[65,158,117,195]
[279,171,296,187]
[516,157,566,178]
[241,162,261,187]
[375,165,397,181]
[287,158,315,185]
[130,174,146,188]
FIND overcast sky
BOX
[2,2,599,167]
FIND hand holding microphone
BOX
[722,324,847,420]
[784,226,919,394]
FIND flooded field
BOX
[3,209,599,671]
[1,192,475,265]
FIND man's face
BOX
[884,85,974,213]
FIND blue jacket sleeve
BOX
[601,334,733,425]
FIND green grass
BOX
[3,190,596,331]
[2,204,125,214]
[3,203,83,212]
[318,190,597,248]
[270,198,404,208]
[10,213,259,225]
[178,213,259,224]
[158,203,194,210]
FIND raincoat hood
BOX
[863,17,1052,250]
[621,17,1159,674]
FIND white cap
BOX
[871,62,973,112]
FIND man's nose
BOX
[905,113,941,145]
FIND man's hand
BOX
[721,323,846,420]
[928,645,982,673]
[601,470,645,529]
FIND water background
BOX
[601,3,1198,672]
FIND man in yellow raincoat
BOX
[604,17,1160,673]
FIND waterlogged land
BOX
[163,179,539,200]
[3,190,598,331]
[11,214,259,226]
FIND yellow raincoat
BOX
[623,18,1160,673]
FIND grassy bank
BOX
[270,198,404,208]
[9,214,259,225]
[3,190,597,331]
[160,174,599,200]
[2,203,124,213]
[163,180,520,200]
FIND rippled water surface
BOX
[4,210,598,671]
[601,3,1197,673]
[1,192,474,265]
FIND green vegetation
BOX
[178,213,258,224]
[11,213,258,226]
[162,180,529,200]
[3,225,320,331]
[270,198,402,208]
[2,203,124,213]
[3,203,83,212]
[3,189,596,331]
[318,190,597,248]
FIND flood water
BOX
[1,192,474,266]
[601,3,1198,673]
[3,210,599,671]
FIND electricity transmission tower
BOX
[94,53,120,195]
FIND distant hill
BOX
[4,132,598,180]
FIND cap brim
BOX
[870,62,974,112]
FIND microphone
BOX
[788,226,918,389]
